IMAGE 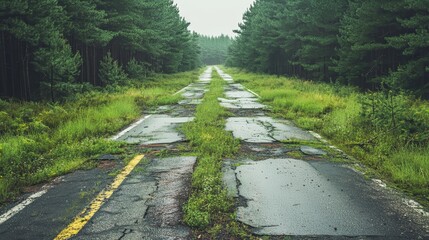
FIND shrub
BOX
[99,52,128,86]
[126,58,151,79]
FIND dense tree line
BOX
[0,0,200,101]
[198,34,232,65]
[226,0,429,97]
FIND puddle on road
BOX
[225,117,316,143]
[228,158,410,236]
[116,115,193,145]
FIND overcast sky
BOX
[173,0,255,37]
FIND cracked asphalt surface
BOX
[0,68,213,240]
[1,67,428,239]
[216,67,429,239]
[73,157,196,240]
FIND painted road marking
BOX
[111,115,152,140]
[245,87,261,98]
[0,190,48,225]
[0,177,61,225]
[174,86,189,95]
[54,155,145,240]
[0,114,148,226]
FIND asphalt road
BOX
[1,67,428,239]
[216,66,429,239]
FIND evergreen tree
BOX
[385,0,429,96]
[0,0,200,100]
[335,0,405,89]
[198,34,232,65]
[227,0,429,97]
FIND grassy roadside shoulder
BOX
[0,70,199,203]
[182,70,254,238]
[224,67,429,206]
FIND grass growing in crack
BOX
[182,69,252,238]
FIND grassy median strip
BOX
[182,70,253,238]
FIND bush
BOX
[359,91,429,147]
[126,58,151,79]
[0,111,15,134]
[99,52,128,86]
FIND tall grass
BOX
[182,70,251,238]
[0,70,199,203]
[385,146,429,190]
[183,71,239,226]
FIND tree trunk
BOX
[24,44,30,100]
[93,45,97,85]
[85,45,91,84]
[0,31,8,98]
[50,66,55,102]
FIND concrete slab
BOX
[218,97,266,109]
[300,146,327,156]
[181,91,204,99]
[222,162,239,198]
[116,115,193,145]
[199,68,212,82]
[179,83,207,105]
[225,117,316,143]
[215,67,233,82]
[178,99,202,105]
[225,90,256,99]
[198,78,211,83]
[229,83,245,90]
[76,156,196,239]
[232,158,422,237]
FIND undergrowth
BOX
[182,69,253,238]
[224,67,429,204]
[0,70,198,203]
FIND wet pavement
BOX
[74,157,196,240]
[68,67,214,239]
[1,66,428,239]
[215,67,429,239]
[0,167,120,240]
[226,117,316,143]
[234,158,417,236]
[0,67,212,240]
[116,115,194,145]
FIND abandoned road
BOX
[0,67,428,239]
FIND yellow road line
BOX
[54,155,145,240]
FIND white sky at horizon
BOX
[173,0,255,37]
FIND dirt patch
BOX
[97,160,116,170]
[22,183,46,194]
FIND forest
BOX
[226,0,429,98]
[198,35,232,65]
[0,0,200,101]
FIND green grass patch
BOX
[0,70,199,203]
[182,69,253,238]
[384,146,429,194]
[224,67,429,204]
